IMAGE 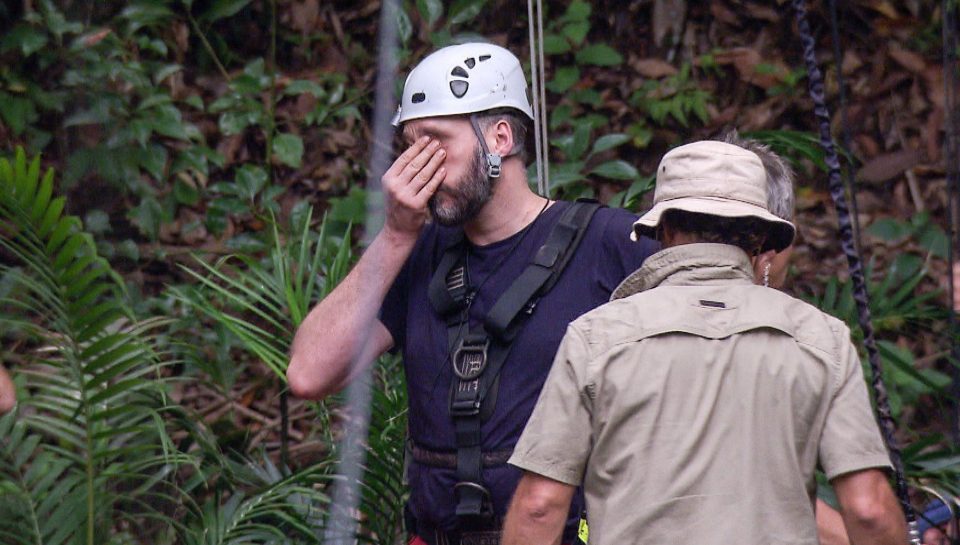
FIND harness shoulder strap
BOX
[484,199,601,341]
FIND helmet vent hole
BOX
[451,66,469,78]
[479,55,491,62]
[411,92,426,104]
[464,57,476,69]
[450,80,469,98]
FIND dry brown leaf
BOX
[858,148,921,184]
[921,64,944,109]
[841,50,864,76]
[290,0,320,37]
[888,44,926,73]
[709,0,738,25]
[630,58,678,79]
[712,48,787,89]
[869,0,901,19]
[744,1,778,22]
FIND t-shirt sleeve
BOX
[819,341,893,480]
[379,251,411,354]
[594,207,659,293]
[509,325,594,486]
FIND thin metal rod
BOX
[528,0,546,197]
[791,2,920,543]
[321,0,399,542]
[536,0,550,197]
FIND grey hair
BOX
[720,130,795,222]
[473,107,530,163]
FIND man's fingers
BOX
[410,148,446,192]
[417,167,445,200]
[404,140,442,176]
[387,136,431,177]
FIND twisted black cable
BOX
[791,1,919,542]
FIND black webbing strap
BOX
[425,200,602,527]
[485,201,601,341]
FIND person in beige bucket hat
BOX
[631,139,795,252]
[503,139,906,545]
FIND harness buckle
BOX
[452,335,490,380]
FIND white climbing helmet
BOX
[392,42,534,126]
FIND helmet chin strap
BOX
[469,114,502,178]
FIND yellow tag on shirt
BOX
[578,517,589,543]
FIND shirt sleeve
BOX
[509,325,594,486]
[594,207,659,294]
[818,341,893,480]
[378,250,411,354]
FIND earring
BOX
[763,262,771,288]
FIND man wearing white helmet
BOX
[287,42,657,544]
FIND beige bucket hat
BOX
[632,140,796,252]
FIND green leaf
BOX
[543,34,571,55]
[173,178,200,206]
[234,165,268,201]
[273,133,304,169]
[0,24,49,56]
[591,160,638,180]
[591,134,631,155]
[397,7,413,44]
[0,94,37,136]
[416,0,444,27]
[866,218,911,242]
[283,80,327,98]
[138,145,168,181]
[561,21,590,46]
[547,66,580,94]
[569,123,592,161]
[116,240,140,261]
[199,0,253,22]
[576,44,623,66]
[128,196,163,240]
[448,0,487,25]
[83,210,111,235]
[563,0,592,22]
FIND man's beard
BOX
[428,146,494,226]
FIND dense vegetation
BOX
[0,1,958,543]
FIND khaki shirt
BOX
[509,243,892,545]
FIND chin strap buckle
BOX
[485,153,502,178]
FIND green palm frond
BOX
[174,208,353,380]
[0,148,182,545]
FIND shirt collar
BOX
[611,243,756,300]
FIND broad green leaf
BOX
[561,21,590,46]
[173,178,200,206]
[128,196,163,240]
[235,165,268,200]
[0,24,49,56]
[547,66,580,94]
[83,210,111,234]
[591,160,638,180]
[591,134,631,155]
[0,94,38,136]
[448,0,487,25]
[397,7,413,44]
[569,123,592,161]
[283,80,326,98]
[416,0,444,27]
[576,44,623,66]
[563,0,592,22]
[273,133,304,168]
[199,0,253,22]
[866,218,911,242]
[543,34,571,55]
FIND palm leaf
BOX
[0,148,182,545]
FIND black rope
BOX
[827,0,864,256]
[791,2,920,542]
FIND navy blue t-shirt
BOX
[380,201,658,536]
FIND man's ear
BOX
[488,119,514,157]
[751,249,777,279]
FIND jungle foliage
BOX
[1,0,958,543]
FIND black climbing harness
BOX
[792,1,922,542]
[424,200,601,528]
